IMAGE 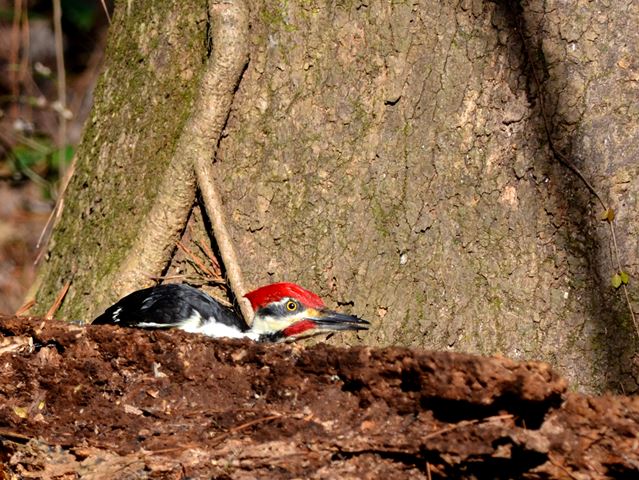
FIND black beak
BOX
[312,309,370,332]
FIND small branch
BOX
[548,453,580,480]
[194,0,253,326]
[422,414,514,441]
[196,168,254,325]
[100,0,112,25]
[52,0,68,162]
[194,239,223,276]
[146,413,284,455]
[143,273,189,282]
[35,160,75,264]
[8,0,22,118]
[45,281,71,319]
[176,240,222,281]
[15,299,35,316]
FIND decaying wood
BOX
[0,315,637,479]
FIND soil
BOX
[0,315,637,479]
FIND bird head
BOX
[244,282,369,342]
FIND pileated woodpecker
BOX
[92,282,369,342]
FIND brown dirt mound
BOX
[0,315,637,479]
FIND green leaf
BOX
[620,271,630,285]
[12,145,47,171]
[600,208,615,222]
[51,146,74,169]
[62,0,98,31]
[611,273,622,289]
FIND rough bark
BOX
[518,0,639,393]
[212,1,639,392]
[33,0,212,316]
[1,316,638,479]
[32,0,639,393]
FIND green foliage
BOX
[611,271,630,289]
[62,0,99,31]
[7,138,74,198]
[0,8,16,22]
[600,208,615,222]
[1,1,101,31]
[12,144,48,172]
[51,145,74,170]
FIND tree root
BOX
[110,0,251,323]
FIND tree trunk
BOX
[33,0,639,393]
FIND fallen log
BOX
[0,315,636,479]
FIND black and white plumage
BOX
[92,284,253,339]
[92,282,370,343]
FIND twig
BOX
[209,413,283,446]
[52,0,68,173]
[15,299,35,316]
[195,239,223,275]
[147,413,284,455]
[196,172,253,324]
[18,1,30,109]
[8,0,22,118]
[176,240,217,278]
[0,428,32,443]
[143,443,199,455]
[34,157,75,267]
[67,21,107,123]
[422,414,514,441]
[35,197,61,251]
[621,282,639,338]
[227,413,283,435]
[143,273,189,282]
[548,453,580,480]
[516,22,606,211]
[100,0,112,25]
[45,281,71,319]
[608,223,639,334]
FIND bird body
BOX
[92,282,369,342]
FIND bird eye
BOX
[286,301,297,311]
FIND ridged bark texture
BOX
[212,1,638,393]
[34,0,639,393]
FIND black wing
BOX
[92,284,245,330]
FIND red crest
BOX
[244,282,325,311]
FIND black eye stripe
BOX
[256,299,301,318]
[257,305,279,317]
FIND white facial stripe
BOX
[251,307,321,335]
